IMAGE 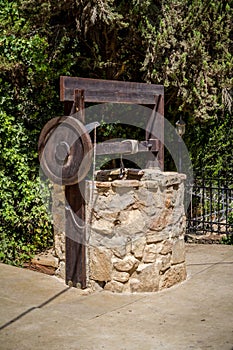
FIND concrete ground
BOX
[0,244,233,350]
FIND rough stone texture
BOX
[128,278,141,293]
[114,210,147,237]
[112,179,142,188]
[130,263,160,292]
[89,247,112,282]
[91,217,115,236]
[143,180,159,190]
[113,256,139,272]
[31,254,59,268]
[157,254,171,273]
[54,232,65,261]
[171,238,186,264]
[142,244,158,263]
[160,240,173,255]
[112,271,130,283]
[53,169,187,292]
[146,231,168,244]
[104,280,124,293]
[95,181,112,189]
[112,245,129,259]
[131,237,146,259]
[159,263,187,290]
[149,208,172,231]
[52,185,66,262]
[55,261,65,279]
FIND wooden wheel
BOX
[38,116,93,185]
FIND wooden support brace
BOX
[146,95,164,170]
[65,90,86,289]
[60,76,164,105]
[95,139,159,155]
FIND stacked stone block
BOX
[52,184,66,279]
[87,169,187,293]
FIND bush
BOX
[0,111,53,266]
[221,210,233,245]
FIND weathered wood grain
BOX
[60,76,164,104]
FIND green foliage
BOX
[142,0,232,122]
[0,1,58,265]
[221,210,233,245]
[221,234,233,245]
[0,111,53,265]
[185,112,233,177]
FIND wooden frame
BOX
[60,76,165,288]
[60,76,164,104]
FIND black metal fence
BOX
[186,176,233,236]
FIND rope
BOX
[93,124,97,190]
[86,124,97,240]
[86,124,97,286]
[65,204,86,230]
[119,154,125,179]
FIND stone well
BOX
[53,168,187,293]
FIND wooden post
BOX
[65,182,86,288]
[157,95,164,171]
[146,95,164,170]
[64,90,87,288]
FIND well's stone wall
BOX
[52,184,66,279]
[86,169,187,292]
[52,169,187,292]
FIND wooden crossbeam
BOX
[96,139,159,155]
[60,76,164,104]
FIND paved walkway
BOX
[0,244,233,350]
